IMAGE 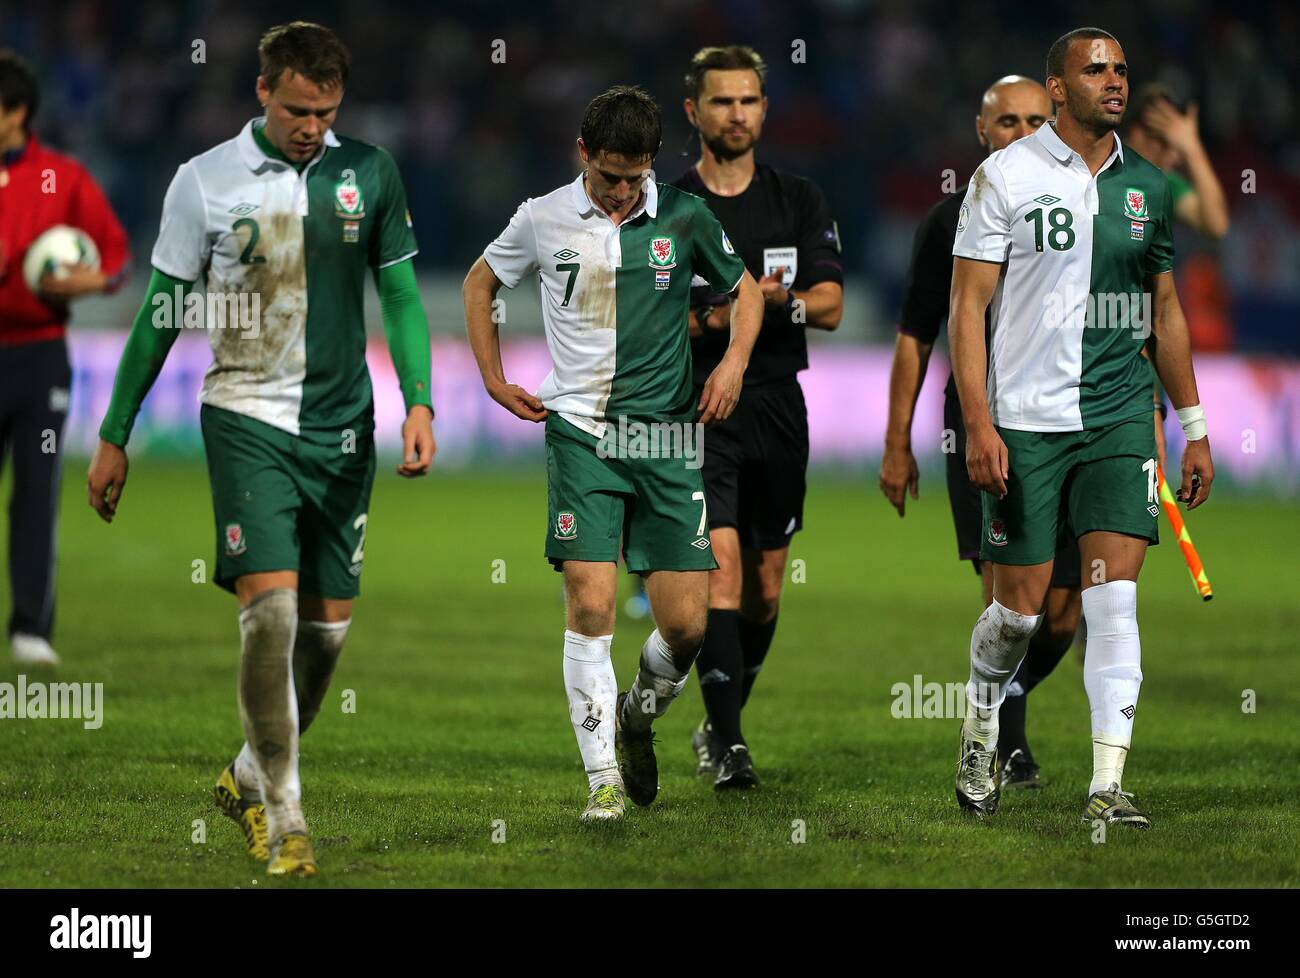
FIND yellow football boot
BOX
[213,763,270,861]
[267,833,318,877]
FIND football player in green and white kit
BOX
[87,22,435,875]
[463,86,762,821]
[949,28,1214,828]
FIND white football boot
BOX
[11,633,61,668]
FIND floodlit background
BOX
[3,0,1297,486]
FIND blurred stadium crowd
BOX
[3,0,1297,351]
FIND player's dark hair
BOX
[0,49,39,130]
[1046,27,1119,79]
[258,21,351,92]
[580,85,661,161]
[684,45,768,101]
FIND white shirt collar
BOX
[236,117,341,172]
[569,171,659,221]
[1037,121,1124,167]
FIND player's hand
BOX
[966,422,1009,499]
[489,381,548,423]
[879,443,919,517]
[698,355,744,425]
[397,405,436,477]
[87,439,129,523]
[1142,99,1201,159]
[1177,436,1213,510]
[757,268,789,310]
[37,265,107,301]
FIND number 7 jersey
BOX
[952,123,1174,433]
[483,174,745,438]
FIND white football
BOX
[22,225,101,293]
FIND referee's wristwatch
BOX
[783,288,799,318]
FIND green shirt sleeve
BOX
[375,258,433,415]
[370,148,418,269]
[689,197,746,294]
[1145,175,1176,277]
[98,268,190,447]
[1166,170,1193,206]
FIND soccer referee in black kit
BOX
[671,45,843,790]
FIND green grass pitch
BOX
[0,460,1296,888]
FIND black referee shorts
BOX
[942,391,1081,588]
[697,377,808,552]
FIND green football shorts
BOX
[981,415,1159,566]
[200,404,376,597]
[544,414,717,574]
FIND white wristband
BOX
[1176,404,1207,442]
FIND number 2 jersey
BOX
[952,123,1174,433]
[151,118,418,436]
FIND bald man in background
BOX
[880,76,1078,790]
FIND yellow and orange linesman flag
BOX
[1157,466,1213,601]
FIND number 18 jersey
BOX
[953,123,1174,433]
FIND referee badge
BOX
[763,247,798,290]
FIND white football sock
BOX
[622,629,690,734]
[964,599,1041,749]
[293,618,349,733]
[1082,581,1142,794]
[562,630,620,791]
[234,742,262,802]
[238,589,305,842]
[233,617,349,802]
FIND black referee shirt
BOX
[897,186,996,402]
[671,163,842,387]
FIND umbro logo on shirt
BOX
[553,248,580,261]
[1032,194,1061,206]
[228,202,259,216]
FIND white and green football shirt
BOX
[483,174,745,438]
[953,123,1174,432]
[152,118,418,436]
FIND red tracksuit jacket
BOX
[0,133,130,346]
